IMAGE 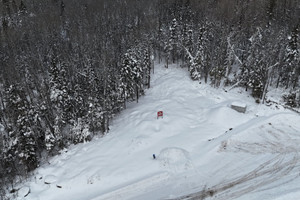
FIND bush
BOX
[283,91,299,107]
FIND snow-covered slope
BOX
[14,63,300,200]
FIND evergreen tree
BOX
[16,108,38,172]
[247,27,266,98]
[72,118,91,144]
[48,54,73,146]
[79,62,104,134]
[4,84,38,173]
[59,63,73,125]
[141,46,152,88]
[19,0,27,15]
[285,24,300,89]
[87,96,103,134]
[11,0,18,14]
[2,0,11,17]
[73,82,86,119]
[44,128,56,153]
[224,33,236,85]
[60,0,65,17]
[189,26,210,81]
[120,50,139,104]
[169,18,179,63]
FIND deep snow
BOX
[12,63,300,200]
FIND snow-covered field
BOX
[13,63,300,200]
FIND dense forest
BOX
[0,0,299,198]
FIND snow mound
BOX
[159,147,193,173]
[128,135,150,154]
[231,101,247,108]
[18,186,30,198]
[231,101,247,113]
[206,106,247,128]
[44,175,57,184]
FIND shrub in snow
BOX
[72,118,92,144]
[283,91,299,108]
[45,129,56,152]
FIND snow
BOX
[158,147,193,173]
[17,186,30,198]
[44,175,58,184]
[231,101,247,108]
[11,63,300,200]
[0,123,4,131]
[231,101,247,113]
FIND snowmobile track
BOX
[171,117,300,200]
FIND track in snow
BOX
[171,115,300,200]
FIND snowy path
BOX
[15,63,300,200]
[172,115,300,200]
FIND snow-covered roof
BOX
[231,101,247,108]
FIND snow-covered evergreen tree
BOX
[281,24,300,106]
[59,63,73,125]
[48,54,74,145]
[189,26,209,81]
[169,18,179,63]
[239,27,267,98]
[4,84,38,172]
[285,25,299,89]
[143,46,152,89]
[223,33,237,85]
[72,118,91,144]
[87,96,103,134]
[16,110,38,172]
[44,129,56,153]
[120,49,143,104]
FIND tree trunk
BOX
[166,56,169,68]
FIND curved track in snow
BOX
[172,114,300,200]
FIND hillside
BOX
[11,63,300,200]
[1,1,299,197]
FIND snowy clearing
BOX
[12,63,300,200]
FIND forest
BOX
[0,0,299,198]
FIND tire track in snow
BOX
[171,118,300,200]
[91,172,170,200]
[171,154,299,200]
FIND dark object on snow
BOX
[10,188,19,193]
[153,154,156,159]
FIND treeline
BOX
[0,0,299,198]
[0,0,155,197]
[154,0,299,102]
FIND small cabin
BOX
[231,101,247,113]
